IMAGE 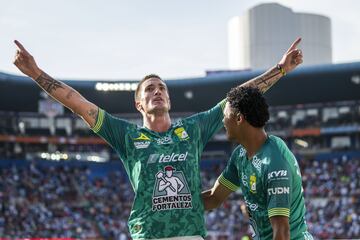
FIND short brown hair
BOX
[134,74,163,100]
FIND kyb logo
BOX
[268,187,290,195]
[268,170,287,180]
[147,152,189,164]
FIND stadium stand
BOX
[0,62,360,239]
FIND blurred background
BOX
[0,1,360,239]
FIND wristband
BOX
[277,64,286,76]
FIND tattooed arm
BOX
[241,38,303,93]
[13,40,98,128]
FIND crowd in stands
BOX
[302,157,360,239]
[1,156,360,239]
[0,102,359,239]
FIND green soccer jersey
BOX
[219,135,313,240]
[92,101,225,239]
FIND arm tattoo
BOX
[35,72,65,94]
[252,66,282,93]
[66,90,76,99]
[87,108,98,121]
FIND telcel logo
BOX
[159,152,188,162]
[147,152,189,164]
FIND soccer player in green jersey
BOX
[202,86,313,240]
[12,38,302,239]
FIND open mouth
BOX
[153,98,164,103]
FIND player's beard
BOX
[148,100,170,115]
[149,107,168,115]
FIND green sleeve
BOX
[188,99,226,145]
[219,148,241,192]
[266,154,293,218]
[91,108,132,160]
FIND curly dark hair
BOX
[226,86,269,128]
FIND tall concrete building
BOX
[228,3,332,70]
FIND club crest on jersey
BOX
[133,133,151,149]
[174,127,189,141]
[152,166,192,211]
[249,174,257,194]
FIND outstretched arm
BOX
[13,40,98,128]
[201,178,233,210]
[241,37,303,93]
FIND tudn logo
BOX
[268,187,290,195]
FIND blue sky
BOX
[1,0,359,80]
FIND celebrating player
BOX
[13,38,302,239]
[202,86,313,240]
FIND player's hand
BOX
[278,37,303,73]
[13,40,42,79]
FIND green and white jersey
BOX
[219,135,313,240]
[92,101,225,239]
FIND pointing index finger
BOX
[14,40,29,54]
[287,37,301,53]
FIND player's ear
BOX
[135,100,143,112]
[236,113,244,125]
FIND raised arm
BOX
[241,37,303,93]
[201,178,233,210]
[13,40,98,128]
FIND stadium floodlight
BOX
[95,82,138,92]
[131,83,137,91]
[351,75,360,84]
[294,139,309,148]
[86,155,107,162]
[18,122,25,132]
[184,90,193,99]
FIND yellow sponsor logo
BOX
[250,175,256,193]
[174,127,189,141]
[133,133,151,141]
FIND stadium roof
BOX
[1,62,360,113]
